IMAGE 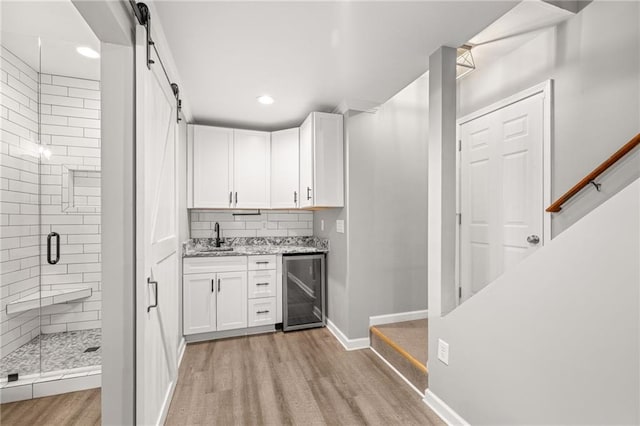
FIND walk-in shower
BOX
[0,1,102,402]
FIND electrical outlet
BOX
[261,221,268,229]
[438,339,449,365]
[336,220,345,233]
[321,219,325,231]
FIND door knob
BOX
[526,235,540,245]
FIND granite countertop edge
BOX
[182,236,329,258]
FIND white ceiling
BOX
[154,1,517,131]
[1,1,100,80]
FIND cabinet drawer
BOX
[248,270,276,299]
[248,298,277,327]
[247,255,277,271]
[184,256,247,274]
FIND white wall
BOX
[458,0,640,236]
[315,72,429,339]
[426,3,640,423]
[0,46,42,359]
[428,178,640,424]
[190,209,313,239]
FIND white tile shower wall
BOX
[190,210,314,238]
[0,47,42,358]
[38,73,101,335]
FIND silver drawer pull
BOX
[255,261,269,265]
[256,282,269,286]
[257,310,270,314]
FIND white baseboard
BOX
[369,309,428,327]
[156,337,186,426]
[326,319,370,351]
[370,346,423,397]
[423,389,469,426]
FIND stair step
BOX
[370,320,428,394]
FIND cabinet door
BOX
[313,112,344,207]
[298,114,314,208]
[192,126,233,208]
[233,130,270,208]
[216,271,248,331]
[271,128,299,208]
[183,273,216,335]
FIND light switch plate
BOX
[321,220,325,231]
[438,339,449,365]
[336,220,345,233]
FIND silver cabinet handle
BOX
[217,278,221,292]
[255,261,269,265]
[229,191,232,206]
[211,279,214,293]
[256,282,269,286]
[306,187,312,200]
[234,192,238,205]
[294,191,297,205]
[527,235,540,245]
[147,278,158,312]
[256,310,270,314]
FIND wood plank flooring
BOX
[0,389,100,426]
[166,327,444,425]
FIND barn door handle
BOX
[47,232,60,265]
[147,277,158,312]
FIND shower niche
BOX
[0,1,103,403]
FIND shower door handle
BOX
[47,232,60,265]
[147,277,158,312]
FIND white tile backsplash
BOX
[190,210,314,238]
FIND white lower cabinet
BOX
[183,255,280,337]
[248,298,277,327]
[216,271,247,331]
[183,273,217,335]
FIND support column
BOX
[427,46,457,317]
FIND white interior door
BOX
[135,27,181,425]
[460,93,544,302]
[233,129,270,208]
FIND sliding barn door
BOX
[135,26,181,425]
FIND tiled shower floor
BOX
[0,329,101,378]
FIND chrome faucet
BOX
[214,222,221,247]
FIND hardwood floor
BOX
[166,327,444,425]
[0,389,100,426]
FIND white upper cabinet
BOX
[187,112,343,209]
[299,112,344,208]
[233,130,271,208]
[189,125,233,208]
[270,128,299,208]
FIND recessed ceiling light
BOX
[76,46,100,59]
[257,95,274,105]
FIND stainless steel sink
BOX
[200,247,233,253]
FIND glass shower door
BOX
[38,37,102,375]
[0,31,43,382]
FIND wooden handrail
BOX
[546,133,640,212]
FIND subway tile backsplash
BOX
[190,210,314,239]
